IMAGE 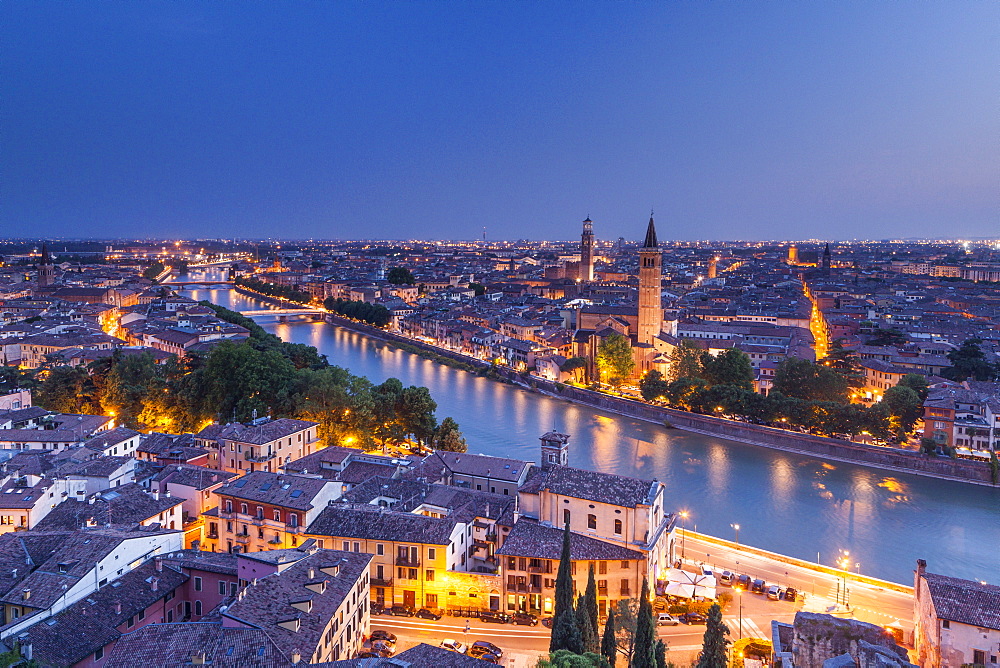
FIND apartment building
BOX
[196,418,321,475]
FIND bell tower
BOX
[540,431,570,469]
[637,214,662,345]
[37,243,54,288]
[580,217,595,282]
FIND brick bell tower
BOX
[637,213,662,345]
[580,217,595,282]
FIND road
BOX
[681,533,914,631]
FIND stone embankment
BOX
[324,313,995,487]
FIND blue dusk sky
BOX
[3,2,998,242]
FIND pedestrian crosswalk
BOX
[724,616,766,639]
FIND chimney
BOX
[17,634,31,661]
[114,601,122,614]
[150,577,159,592]
[308,568,315,579]
[153,490,160,501]
[21,588,30,601]
[291,650,301,664]
[155,557,163,572]
[915,559,927,600]
[191,650,207,665]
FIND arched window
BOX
[614,519,622,535]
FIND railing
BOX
[244,451,275,462]
[235,534,251,545]
[371,577,393,587]
[395,556,420,567]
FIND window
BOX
[138,609,145,621]
[230,583,237,596]
[614,519,622,535]
[219,581,227,595]
[426,593,438,607]
[587,514,597,529]
[972,650,986,665]
[273,510,281,522]
[195,600,203,616]
[620,579,630,596]
[376,543,384,556]
[599,561,607,574]
[194,577,202,591]
[342,541,350,551]
[428,548,436,560]
[225,500,232,513]
[289,514,299,528]
[256,506,263,519]
[95,647,104,661]
[621,561,630,569]
[942,620,950,629]
[426,570,435,581]
[353,542,360,552]
[240,503,248,514]
[126,616,134,628]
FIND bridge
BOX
[239,308,326,317]
[164,280,236,287]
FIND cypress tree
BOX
[550,522,582,653]
[630,577,657,668]
[695,603,730,668]
[601,605,618,667]
[577,594,598,654]
[654,639,667,668]
[584,564,600,650]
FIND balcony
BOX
[244,451,275,463]
[395,556,420,567]
[371,577,393,588]
[234,534,251,545]
[207,531,219,540]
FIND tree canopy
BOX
[387,267,416,285]
[596,333,635,387]
[771,357,850,403]
[700,349,754,391]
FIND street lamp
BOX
[731,523,740,545]
[679,511,689,562]
[836,550,851,609]
[734,586,743,640]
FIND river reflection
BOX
[177,276,1000,585]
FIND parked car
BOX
[701,567,714,577]
[736,574,752,590]
[356,651,380,659]
[784,587,798,601]
[415,608,442,620]
[766,585,784,601]
[441,639,467,653]
[389,604,414,617]
[541,617,554,628]
[370,602,385,615]
[657,613,680,626]
[751,578,766,594]
[512,612,538,626]
[369,630,396,647]
[470,641,503,659]
[719,571,734,586]
[480,611,511,624]
[679,612,708,625]
[369,641,394,657]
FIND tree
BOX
[601,605,618,667]
[700,349,754,390]
[580,565,599,653]
[0,366,35,394]
[668,339,703,382]
[551,523,582,654]
[771,357,849,403]
[577,594,599,655]
[991,451,999,486]
[537,650,611,668]
[897,373,929,401]
[639,370,670,402]
[432,416,467,452]
[614,599,640,665]
[695,603,729,668]
[397,386,438,444]
[665,377,709,412]
[881,385,923,440]
[596,333,635,387]
[944,338,998,382]
[654,640,668,668]
[630,578,656,668]
[868,328,907,347]
[469,282,487,296]
[822,339,864,390]
[562,357,590,384]
[387,267,416,285]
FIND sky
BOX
[3,2,998,242]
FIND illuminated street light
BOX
[731,523,740,545]
[679,510,689,561]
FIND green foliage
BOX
[562,357,589,384]
[236,275,312,304]
[0,366,36,393]
[596,333,635,387]
[822,340,864,389]
[552,523,583,654]
[468,282,487,296]
[324,298,391,328]
[668,339,703,382]
[920,437,939,455]
[881,385,923,440]
[990,452,999,485]
[537,650,611,668]
[639,370,670,402]
[601,606,618,667]
[142,261,166,281]
[387,267,416,285]
[897,373,929,401]
[867,328,907,347]
[630,578,656,668]
[700,349,754,391]
[696,603,729,668]
[577,566,599,653]
[614,599,640,665]
[654,640,668,668]
[772,357,850,403]
[729,638,772,668]
[35,365,99,414]
[432,416,466,452]
[944,338,999,382]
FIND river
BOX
[177,273,1000,585]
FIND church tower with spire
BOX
[37,243,54,288]
[637,214,662,345]
[821,243,832,273]
[580,217,595,282]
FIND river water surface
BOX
[178,273,1000,585]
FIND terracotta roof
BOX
[519,465,658,508]
[218,471,334,511]
[307,505,457,545]
[923,571,1000,631]
[105,622,287,668]
[496,520,645,561]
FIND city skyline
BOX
[4,2,998,241]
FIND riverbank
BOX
[322,312,996,488]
